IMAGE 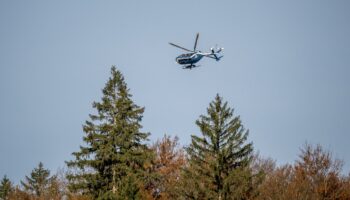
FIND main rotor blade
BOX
[193,33,199,51]
[169,43,194,52]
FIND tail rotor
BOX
[211,45,224,53]
[210,45,224,61]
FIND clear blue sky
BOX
[1,1,350,183]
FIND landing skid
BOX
[183,64,200,70]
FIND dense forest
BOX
[1,66,350,200]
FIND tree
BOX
[66,66,153,199]
[21,162,53,197]
[0,175,13,200]
[6,186,31,200]
[292,143,347,199]
[182,94,253,200]
[249,153,276,198]
[255,144,350,200]
[151,134,186,199]
[254,164,294,200]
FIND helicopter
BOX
[169,33,223,69]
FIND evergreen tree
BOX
[66,66,153,199]
[182,94,253,200]
[0,175,12,200]
[21,162,52,197]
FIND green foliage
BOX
[20,162,53,197]
[182,94,253,200]
[0,175,13,200]
[66,66,154,199]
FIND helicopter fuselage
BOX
[175,53,204,65]
[170,33,223,69]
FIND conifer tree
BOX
[21,162,52,197]
[66,66,153,199]
[182,94,253,200]
[0,175,13,200]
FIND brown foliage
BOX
[249,153,277,199]
[5,143,350,200]
[151,134,186,199]
[256,144,350,200]
[7,186,31,200]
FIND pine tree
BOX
[21,162,52,197]
[66,66,153,199]
[182,94,253,200]
[0,175,13,200]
